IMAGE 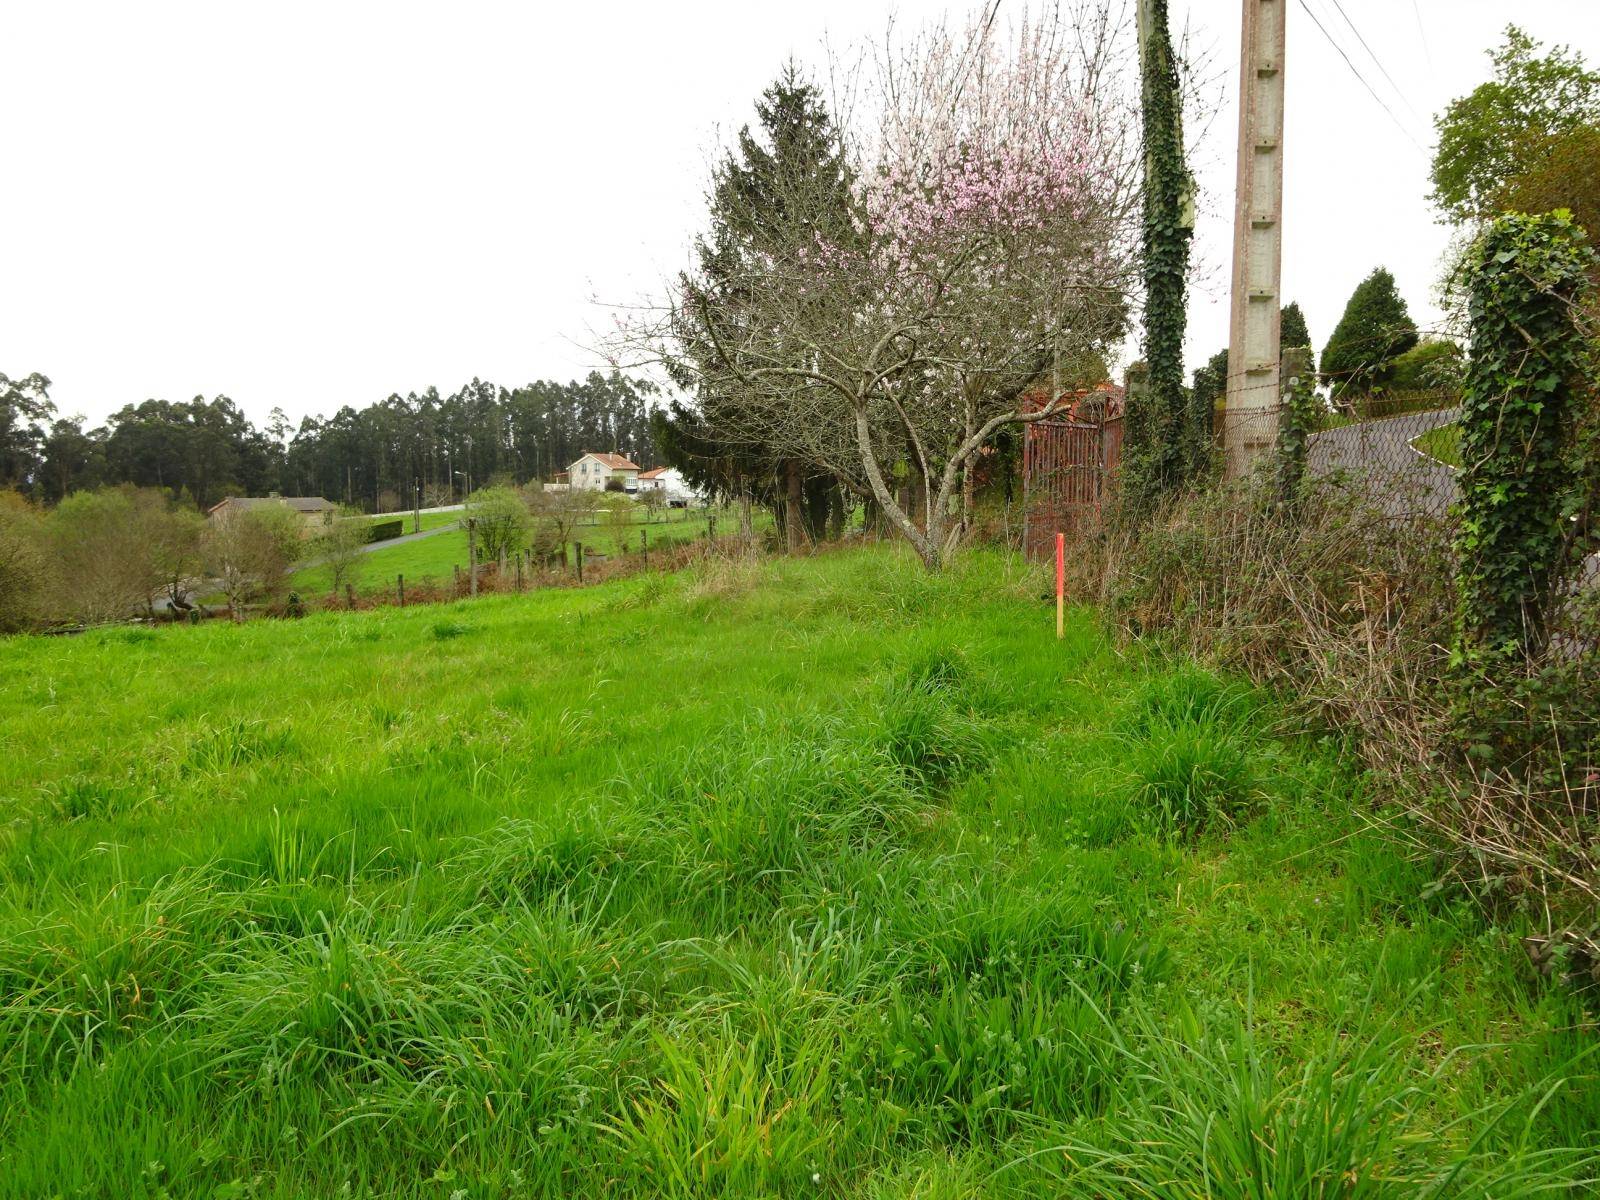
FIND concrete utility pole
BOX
[1224,0,1287,478]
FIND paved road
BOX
[356,521,455,554]
[1309,406,1459,519]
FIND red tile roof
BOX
[638,467,670,479]
[582,452,640,471]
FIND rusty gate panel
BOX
[1022,399,1123,561]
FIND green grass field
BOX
[1415,420,1462,468]
[373,510,465,534]
[1,548,1594,1197]
[290,507,722,597]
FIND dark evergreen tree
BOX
[659,65,858,546]
[1320,268,1419,397]
[1280,302,1315,374]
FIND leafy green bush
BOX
[1321,267,1419,398]
[1387,337,1464,391]
[1452,211,1598,773]
[0,495,47,632]
[366,518,403,543]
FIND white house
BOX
[568,452,641,493]
[637,466,702,507]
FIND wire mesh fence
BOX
[1021,390,1466,558]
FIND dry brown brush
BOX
[1068,471,1600,951]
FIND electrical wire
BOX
[1324,0,1425,123]
[1294,0,1427,152]
[1410,0,1434,74]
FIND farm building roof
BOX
[207,495,336,516]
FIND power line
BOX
[1294,0,1426,152]
[1410,0,1434,74]
[1324,0,1424,123]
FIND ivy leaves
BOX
[1452,211,1597,770]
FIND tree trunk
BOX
[784,460,805,554]
[961,399,976,535]
[803,474,830,542]
[852,408,942,570]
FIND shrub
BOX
[202,504,302,616]
[318,508,370,594]
[366,518,403,543]
[1321,267,1419,398]
[462,486,530,562]
[1075,472,1455,778]
[44,486,172,624]
[0,493,47,632]
[1451,211,1598,772]
[1387,337,1464,391]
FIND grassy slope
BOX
[0,548,1593,1198]
[361,510,463,534]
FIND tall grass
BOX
[0,547,1592,1197]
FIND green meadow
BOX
[0,548,1593,1197]
[373,511,464,534]
[290,507,719,597]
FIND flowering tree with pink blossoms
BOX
[625,3,1140,570]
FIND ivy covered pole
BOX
[1275,346,1316,503]
[1125,0,1197,513]
[1452,212,1596,758]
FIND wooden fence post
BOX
[575,541,584,584]
[515,551,524,591]
[467,518,479,597]
[345,583,356,611]
[397,574,404,606]
[642,528,649,567]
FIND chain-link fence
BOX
[1022,388,1465,556]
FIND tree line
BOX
[0,370,659,511]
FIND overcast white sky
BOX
[4,1,1597,429]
